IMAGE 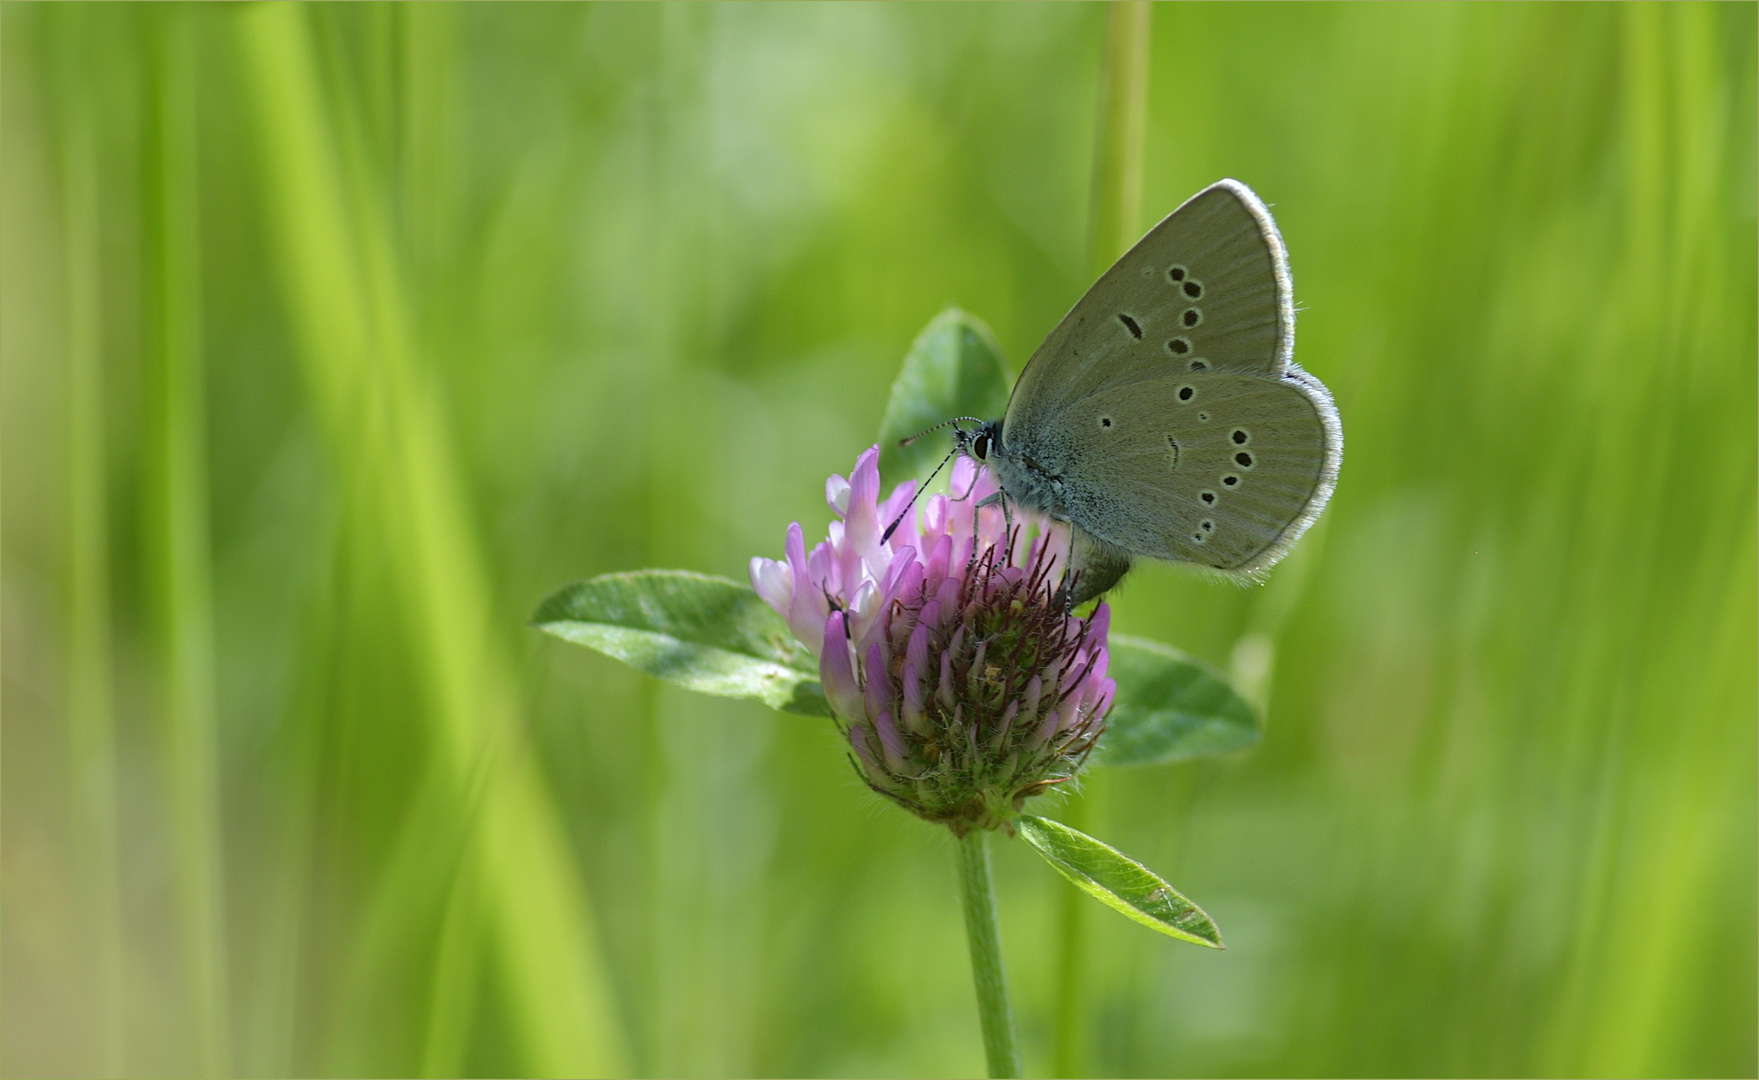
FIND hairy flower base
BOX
[834,534,1110,836]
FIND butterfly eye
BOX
[972,433,990,460]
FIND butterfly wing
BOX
[1006,179,1294,440]
[1025,369,1340,576]
[998,179,1337,578]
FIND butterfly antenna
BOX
[898,416,982,449]
[881,417,984,543]
[880,446,956,543]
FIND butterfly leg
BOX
[952,466,987,503]
[1055,528,1133,608]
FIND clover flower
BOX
[750,446,1115,835]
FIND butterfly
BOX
[955,179,1341,604]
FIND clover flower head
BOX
[751,446,1115,834]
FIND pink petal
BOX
[905,619,930,677]
[1022,674,1043,719]
[922,533,952,591]
[1086,644,1110,684]
[874,709,907,770]
[783,524,828,652]
[849,724,879,774]
[901,662,926,734]
[847,580,881,648]
[844,447,884,562]
[826,473,851,516]
[1091,677,1116,723]
[916,600,942,636]
[877,477,920,547]
[922,493,949,538]
[750,556,793,618]
[863,641,891,726]
[1034,705,1061,745]
[935,575,961,615]
[819,611,866,722]
[1086,601,1112,645]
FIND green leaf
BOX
[532,570,830,717]
[1094,634,1261,766]
[878,307,1014,481]
[1015,815,1223,948]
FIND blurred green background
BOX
[4,3,1754,1077]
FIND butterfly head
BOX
[954,418,1003,464]
[881,416,1000,545]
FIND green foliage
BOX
[1016,815,1221,949]
[1097,635,1260,765]
[877,307,1015,481]
[530,561,1260,775]
[534,572,829,717]
[4,4,1753,1078]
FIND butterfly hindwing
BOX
[1015,369,1339,575]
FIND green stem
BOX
[1059,6,1151,1076]
[958,829,1021,1079]
[240,8,627,1073]
[1086,1,1152,280]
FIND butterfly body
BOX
[961,180,1341,605]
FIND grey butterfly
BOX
[957,179,1342,605]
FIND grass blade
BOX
[52,12,126,1070]
[141,10,230,1072]
[238,7,627,1072]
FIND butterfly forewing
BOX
[1006,180,1293,439]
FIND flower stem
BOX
[957,829,1021,1079]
